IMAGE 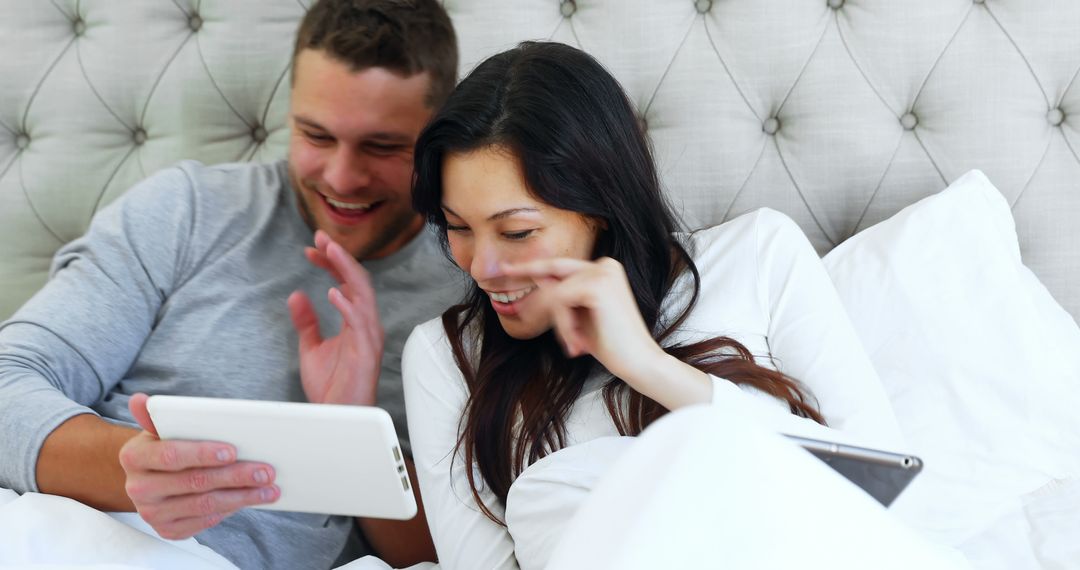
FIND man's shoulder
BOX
[170,159,289,200]
[113,159,287,211]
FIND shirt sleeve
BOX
[751,209,905,448]
[0,166,197,492]
[402,321,519,570]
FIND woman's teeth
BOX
[490,287,535,304]
[326,197,373,210]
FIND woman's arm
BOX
[752,209,904,446]
[402,321,520,570]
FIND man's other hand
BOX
[119,393,280,540]
[290,230,384,406]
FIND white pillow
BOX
[822,170,1080,551]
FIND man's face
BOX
[288,49,433,260]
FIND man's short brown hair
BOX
[293,0,458,108]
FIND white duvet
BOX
[2,445,1076,569]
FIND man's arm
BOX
[358,458,437,567]
[0,168,194,496]
[35,414,138,511]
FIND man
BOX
[0,1,461,568]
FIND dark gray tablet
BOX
[786,435,923,507]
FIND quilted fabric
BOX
[1,0,1078,321]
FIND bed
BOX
[2,1,1078,568]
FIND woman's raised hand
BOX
[501,257,665,383]
[502,256,712,410]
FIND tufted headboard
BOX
[3,0,1079,323]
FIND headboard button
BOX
[900,112,918,130]
[695,0,713,14]
[560,1,577,18]
[252,125,268,143]
[1047,108,1065,127]
[763,117,780,135]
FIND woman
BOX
[401,41,908,569]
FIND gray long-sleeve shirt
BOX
[0,160,465,569]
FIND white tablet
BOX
[146,395,417,520]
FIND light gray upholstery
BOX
[2,0,1079,322]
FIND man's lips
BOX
[319,193,382,224]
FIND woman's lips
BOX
[487,286,536,317]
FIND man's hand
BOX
[289,230,384,406]
[119,393,280,540]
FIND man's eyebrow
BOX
[442,205,540,221]
[293,117,411,144]
[293,116,325,131]
[364,132,413,144]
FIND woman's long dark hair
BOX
[413,42,823,522]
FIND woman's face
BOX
[441,146,600,339]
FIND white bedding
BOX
[0,487,231,569]
[5,458,1075,569]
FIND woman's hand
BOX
[502,256,712,410]
[289,230,384,406]
[502,257,661,379]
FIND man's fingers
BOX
[126,462,275,502]
[304,247,344,283]
[152,485,278,539]
[326,241,377,306]
[329,288,368,339]
[133,439,237,472]
[314,229,332,253]
[155,512,228,541]
[128,393,158,437]
[167,485,279,520]
[287,291,323,350]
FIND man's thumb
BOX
[128,393,159,437]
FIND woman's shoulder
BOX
[673,208,799,277]
[681,208,804,255]
[404,317,453,363]
[403,314,476,397]
[664,209,814,337]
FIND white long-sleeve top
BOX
[401,209,904,570]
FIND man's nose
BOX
[323,147,371,195]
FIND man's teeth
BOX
[490,287,535,304]
[326,197,373,210]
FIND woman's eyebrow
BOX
[441,205,541,221]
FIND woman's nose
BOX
[470,240,504,282]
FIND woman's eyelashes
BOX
[444,224,538,241]
[502,229,535,241]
